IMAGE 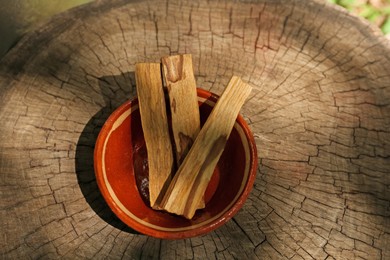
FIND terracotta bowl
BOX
[94,88,258,239]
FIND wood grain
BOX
[0,0,389,258]
[162,54,204,210]
[161,76,251,219]
[162,54,200,166]
[135,63,174,209]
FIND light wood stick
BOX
[162,54,205,210]
[162,54,200,166]
[160,76,252,219]
[135,63,174,209]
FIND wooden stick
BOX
[135,63,174,209]
[160,76,252,219]
[162,54,205,209]
[162,54,201,166]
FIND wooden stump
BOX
[0,0,389,258]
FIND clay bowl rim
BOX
[94,88,258,239]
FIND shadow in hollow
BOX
[75,71,138,233]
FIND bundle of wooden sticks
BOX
[135,54,252,219]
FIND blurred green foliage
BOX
[329,0,390,35]
[0,0,93,56]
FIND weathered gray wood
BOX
[0,0,389,259]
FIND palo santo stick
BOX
[160,76,252,219]
[162,54,201,166]
[162,54,204,210]
[135,63,174,209]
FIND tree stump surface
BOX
[1,0,389,259]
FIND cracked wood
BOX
[0,0,389,259]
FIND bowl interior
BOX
[94,89,256,239]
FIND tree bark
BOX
[0,0,389,259]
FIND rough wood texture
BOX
[161,76,251,219]
[135,63,174,209]
[0,0,389,258]
[162,54,200,166]
[162,54,204,210]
